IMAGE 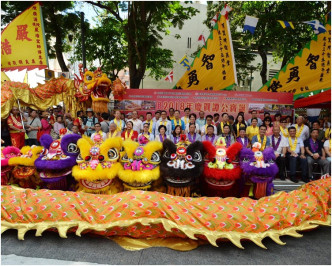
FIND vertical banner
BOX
[259,18,331,96]
[175,11,237,90]
[1,2,48,71]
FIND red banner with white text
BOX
[114,89,294,120]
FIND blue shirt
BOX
[251,135,271,148]
[171,119,185,131]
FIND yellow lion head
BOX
[72,136,123,194]
[9,145,43,167]
[118,140,163,190]
[8,145,43,182]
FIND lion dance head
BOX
[202,137,243,197]
[8,145,43,189]
[118,140,163,191]
[35,134,81,190]
[239,142,278,199]
[160,137,204,197]
[72,136,123,194]
[1,146,21,185]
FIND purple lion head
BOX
[239,147,278,177]
[35,134,81,181]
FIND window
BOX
[268,69,279,80]
[187,37,191,49]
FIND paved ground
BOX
[1,179,330,265]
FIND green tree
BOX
[70,13,128,80]
[1,1,80,72]
[86,1,198,88]
[205,1,327,85]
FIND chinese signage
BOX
[114,89,293,120]
[259,19,331,96]
[175,12,237,91]
[1,2,48,71]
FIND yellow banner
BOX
[259,20,331,95]
[175,13,237,90]
[1,2,48,71]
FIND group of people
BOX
[3,105,331,183]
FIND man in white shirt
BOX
[247,110,263,126]
[154,110,172,137]
[196,111,206,129]
[128,111,143,133]
[286,126,308,183]
[291,116,310,142]
[200,115,217,135]
[91,123,107,141]
[110,110,125,133]
[143,112,155,137]
[269,126,288,180]
[152,110,161,123]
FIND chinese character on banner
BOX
[229,103,237,113]
[16,25,32,41]
[1,39,12,55]
[305,53,320,69]
[238,104,246,113]
[188,70,199,87]
[267,80,283,92]
[286,66,300,83]
[201,54,215,70]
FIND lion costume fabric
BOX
[72,136,123,194]
[118,140,164,191]
[1,146,21,185]
[202,137,243,197]
[35,134,81,191]
[239,142,279,199]
[8,145,43,189]
[160,137,204,197]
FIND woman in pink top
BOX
[40,111,52,135]
[53,115,65,135]
[263,116,273,137]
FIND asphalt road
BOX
[1,226,331,265]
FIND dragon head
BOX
[118,140,163,191]
[160,139,204,196]
[74,65,112,113]
[202,137,243,194]
[34,134,81,189]
[72,136,123,194]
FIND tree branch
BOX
[86,1,123,22]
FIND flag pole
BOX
[16,99,26,132]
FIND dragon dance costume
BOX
[1,136,330,251]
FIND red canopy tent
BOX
[294,90,331,109]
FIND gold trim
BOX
[110,236,205,251]
[2,215,330,250]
